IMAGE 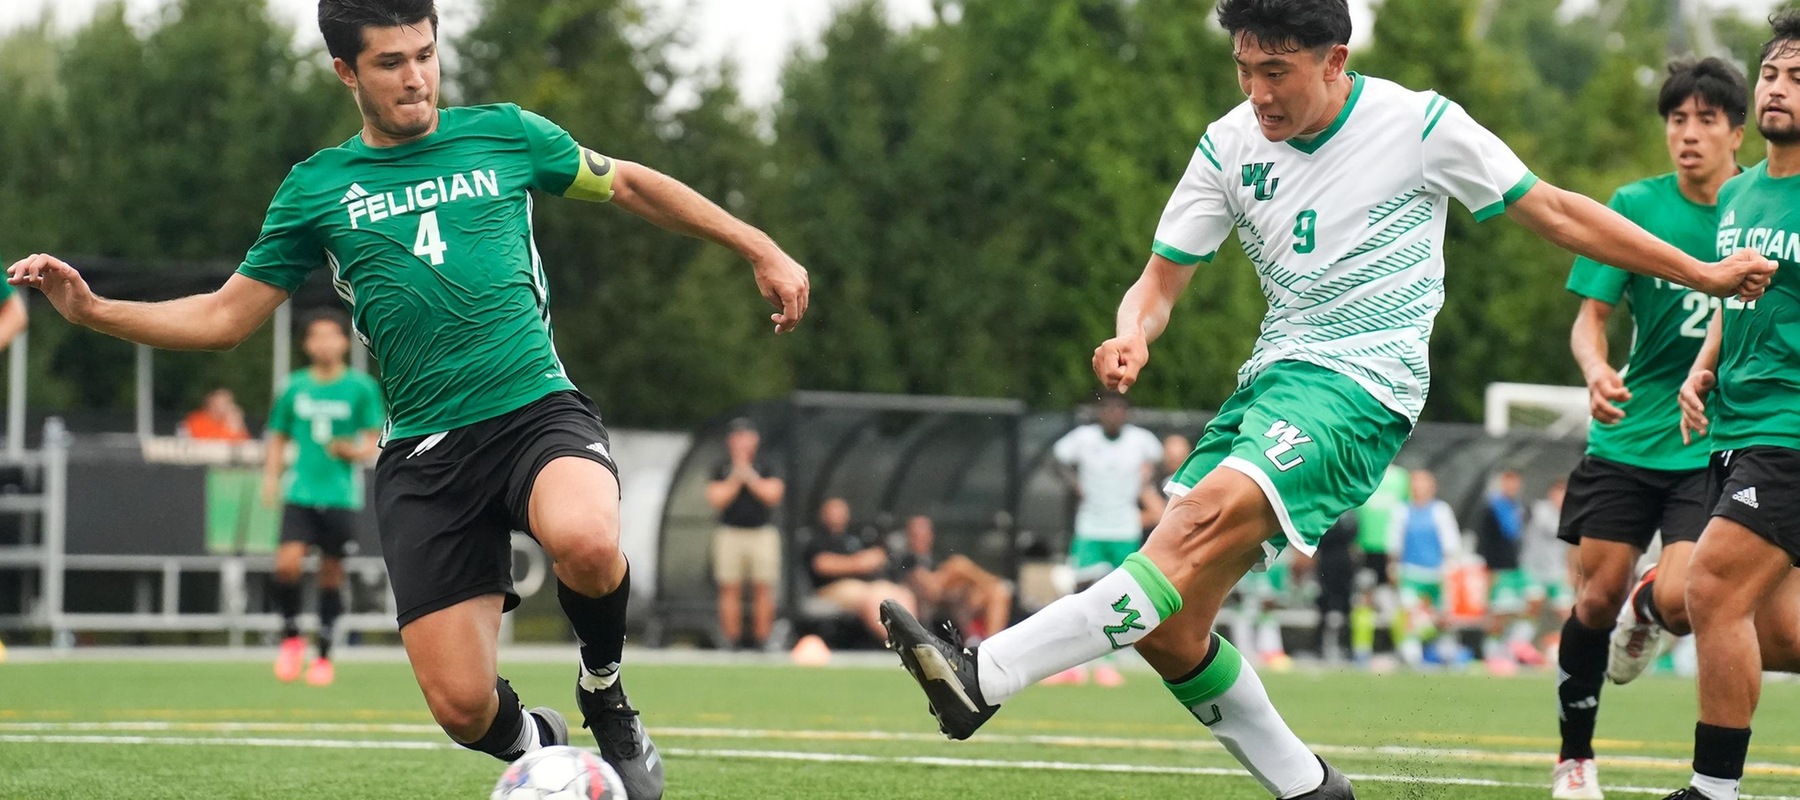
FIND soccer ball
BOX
[490,745,627,800]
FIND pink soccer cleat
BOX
[305,658,335,687]
[274,636,306,683]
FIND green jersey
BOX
[237,104,618,440]
[1354,463,1409,553]
[269,368,386,509]
[0,279,13,302]
[1712,163,1800,452]
[1566,173,1718,471]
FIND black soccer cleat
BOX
[1661,789,1718,800]
[1289,757,1355,799]
[577,674,665,800]
[879,599,999,740]
[528,706,569,747]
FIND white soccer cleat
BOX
[1607,568,1672,685]
[1553,758,1604,800]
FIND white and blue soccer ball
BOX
[490,745,627,800]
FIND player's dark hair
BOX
[1759,11,1800,66]
[1216,0,1352,54]
[1659,57,1748,127]
[301,308,352,337]
[318,0,439,70]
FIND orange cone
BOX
[791,634,831,667]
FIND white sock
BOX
[1691,773,1740,800]
[976,553,1180,704]
[517,708,544,754]
[1166,634,1323,798]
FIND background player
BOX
[262,309,385,687]
[1668,15,1800,800]
[879,1,1774,797]
[1551,56,1746,800]
[6,1,810,797]
[1047,391,1161,686]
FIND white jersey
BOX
[1052,423,1162,541]
[1153,74,1535,422]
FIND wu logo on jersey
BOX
[1261,420,1312,472]
[1241,162,1280,201]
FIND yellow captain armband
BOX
[565,147,617,202]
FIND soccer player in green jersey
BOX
[879,1,1773,797]
[1551,57,1748,800]
[262,310,385,687]
[1667,15,1800,800]
[5,1,808,796]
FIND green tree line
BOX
[0,0,1784,427]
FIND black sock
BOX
[316,588,343,661]
[1557,616,1612,760]
[558,560,630,677]
[460,677,534,762]
[1693,722,1753,782]
[273,580,302,640]
[1633,579,1668,628]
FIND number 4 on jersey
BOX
[413,210,449,265]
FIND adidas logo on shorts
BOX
[1734,486,1760,509]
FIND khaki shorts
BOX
[713,524,781,586]
[816,578,905,612]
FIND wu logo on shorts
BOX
[1241,162,1280,201]
[1261,420,1312,472]
[1103,595,1145,649]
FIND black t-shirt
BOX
[1474,496,1523,571]
[802,526,883,588]
[711,458,777,528]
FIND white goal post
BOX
[1483,382,1592,438]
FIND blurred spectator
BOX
[802,497,915,643]
[0,280,25,352]
[705,419,785,650]
[1048,392,1160,686]
[1519,478,1573,630]
[1350,463,1409,662]
[183,387,251,441]
[894,515,1013,643]
[1388,469,1462,667]
[1475,468,1541,673]
[1139,434,1191,538]
[1311,514,1358,663]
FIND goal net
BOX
[1483,382,1592,438]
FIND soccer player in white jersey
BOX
[879,1,1775,797]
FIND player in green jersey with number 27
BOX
[6,1,809,797]
[1551,57,1748,800]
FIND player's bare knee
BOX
[554,534,623,594]
[424,682,496,740]
[1685,562,1738,625]
[1574,579,1627,629]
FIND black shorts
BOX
[1358,551,1391,586]
[1708,447,1800,565]
[1558,455,1707,549]
[280,505,358,558]
[375,391,619,627]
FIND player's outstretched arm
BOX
[1092,254,1197,393]
[6,254,287,351]
[1506,182,1776,301]
[608,161,810,334]
[0,295,26,351]
[1679,312,1723,445]
[1570,299,1629,424]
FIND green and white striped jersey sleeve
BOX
[1151,128,1235,267]
[1419,96,1537,222]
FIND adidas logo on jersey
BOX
[1734,486,1760,509]
[1722,210,1736,227]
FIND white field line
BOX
[4,732,1798,799]
[6,721,1797,778]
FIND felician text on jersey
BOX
[342,169,500,230]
